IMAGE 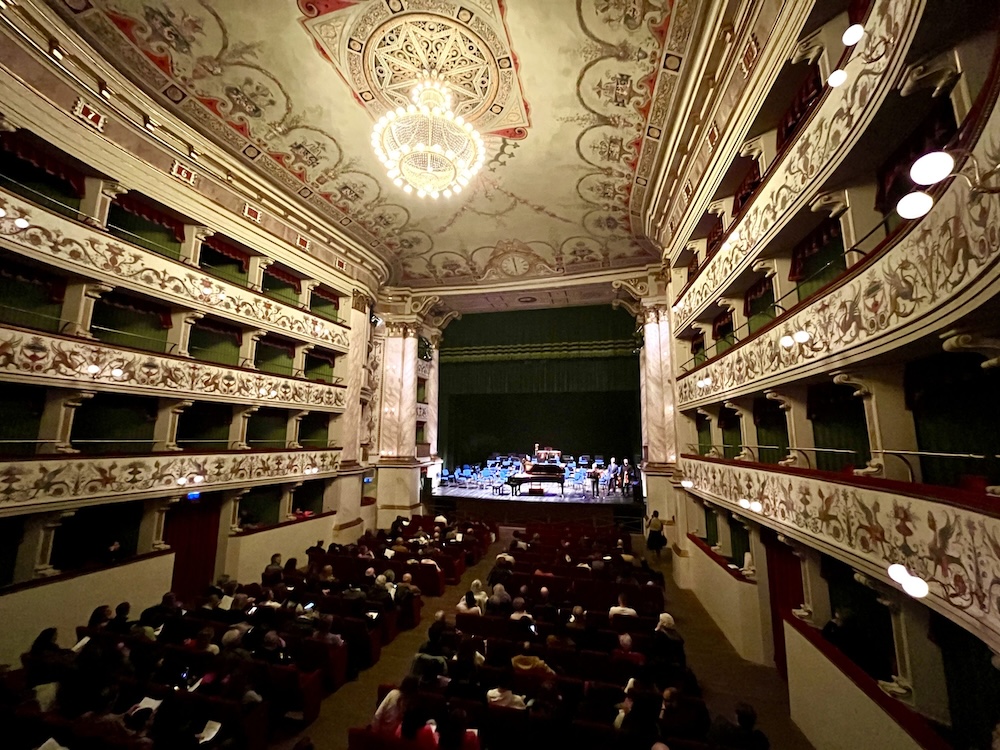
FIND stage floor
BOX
[432,485,636,505]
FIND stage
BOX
[429,484,644,526]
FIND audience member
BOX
[486,674,526,709]
[456,590,482,615]
[372,675,419,735]
[107,602,132,633]
[87,604,113,630]
[609,593,638,617]
[470,578,488,610]
[613,633,646,666]
[707,702,770,750]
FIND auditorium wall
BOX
[785,621,923,750]
[0,551,175,665]
[224,515,334,585]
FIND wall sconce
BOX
[896,149,1000,219]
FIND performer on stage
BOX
[607,457,621,494]
[621,458,633,497]
[589,461,602,497]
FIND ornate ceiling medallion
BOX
[365,14,500,122]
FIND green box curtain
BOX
[256,341,296,376]
[294,480,325,515]
[71,394,157,454]
[299,413,331,448]
[240,487,282,527]
[808,383,871,472]
[719,407,742,459]
[0,272,64,333]
[696,413,713,456]
[199,245,249,287]
[746,280,776,335]
[310,295,341,323]
[246,409,288,449]
[189,326,240,367]
[905,352,1000,487]
[0,141,82,220]
[753,397,789,465]
[0,517,23,586]
[704,507,719,547]
[261,273,299,307]
[175,402,232,450]
[729,521,751,567]
[91,298,170,353]
[304,355,334,383]
[0,384,44,457]
[107,204,182,260]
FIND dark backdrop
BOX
[437,305,641,469]
[444,390,639,468]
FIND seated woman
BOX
[456,590,482,616]
[470,579,488,611]
[372,675,419,735]
[26,627,74,686]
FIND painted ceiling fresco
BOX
[53,0,698,289]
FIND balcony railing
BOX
[0,447,342,512]
[0,323,346,411]
[0,187,350,352]
[671,0,923,328]
[679,454,1000,651]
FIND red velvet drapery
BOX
[0,133,87,197]
[777,65,823,151]
[264,265,302,293]
[202,235,251,271]
[763,530,806,678]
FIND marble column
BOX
[642,303,678,528]
[338,292,371,466]
[229,405,259,449]
[13,510,75,581]
[180,225,212,266]
[78,178,127,227]
[37,389,94,454]
[153,399,192,452]
[424,331,441,459]
[61,281,113,339]
[137,496,180,552]
[329,473,364,543]
[167,310,204,357]
[238,329,267,369]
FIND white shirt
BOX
[372,688,405,733]
[486,688,526,709]
[510,611,533,621]
[456,600,482,615]
[609,605,638,617]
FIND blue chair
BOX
[440,468,451,486]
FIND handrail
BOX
[91,324,176,353]
[677,215,892,372]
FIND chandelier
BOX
[371,73,485,199]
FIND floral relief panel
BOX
[682,457,1000,649]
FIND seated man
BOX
[509,597,533,622]
[612,633,645,666]
[486,674,527,709]
[609,593,638,618]
[707,702,770,750]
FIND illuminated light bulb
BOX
[902,575,930,599]
[417,190,426,198]
[681,479,694,489]
[0,208,5,219]
[443,189,452,198]
[176,476,188,485]
[110,367,124,378]
[453,185,462,194]
[842,24,865,46]
[202,285,213,296]
[910,151,954,186]
[730,229,740,242]
[193,474,205,483]
[792,330,811,344]
[702,376,712,387]
[14,217,29,229]
[896,191,934,220]
[827,69,848,87]
[86,364,100,374]
[749,500,763,513]
[779,335,795,349]
[403,185,413,194]
[217,290,226,301]
[738,498,751,509]
[887,564,909,584]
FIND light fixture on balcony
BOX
[738,498,751,509]
[749,500,763,513]
[0,208,6,219]
[86,364,100,375]
[48,40,64,61]
[842,24,865,46]
[110,367,124,379]
[896,190,934,219]
[792,329,811,344]
[193,474,205,484]
[13,217,29,229]
[779,335,795,349]
[897,149,1000,219]
[680,479,694,489]
[901,575,929,599]
[372,72,485,199]
[827,69,848,88]
[696,376,712,389]
[887,564,909,583]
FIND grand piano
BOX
[507,462,564,496]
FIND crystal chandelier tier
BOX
[371,73,485,199]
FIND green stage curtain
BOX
[704,507,719,547]
[442,305,636,349]
[808,382,870,472]
[441,356,638,395]
[754,396,789,465]
[729,519,751,567]
[906,352,1000,487]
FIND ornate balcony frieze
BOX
[0,325,346,411]
[676,88,1000,408]
[0,448,341,515]
[416,359,432,380]
[0,190,349,351]
[672,0,922,329]
[680,455,1000,649]
[416,403,429,421]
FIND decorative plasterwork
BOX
[941,329,1000,369]
[672,0,920,329]
[0,190,349,351]
[0,448,341,516]
[303,2,528,134]
[676,94,1000,408]
[51,0,699,291]
[0,326,346,411]
[415,359,432,380]
[681,456,1000,650]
